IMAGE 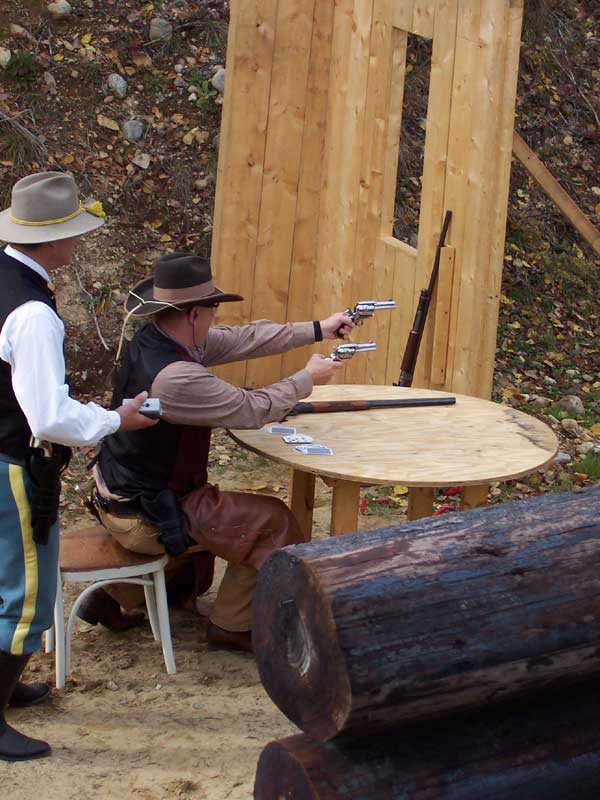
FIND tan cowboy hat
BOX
[125,252,243,317]
[0,171,106,244]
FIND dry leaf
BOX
[132,52,153,68]
[97,114,120,132]
[62,153,75,165]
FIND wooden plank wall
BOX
[211,0,524,398]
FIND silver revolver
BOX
[338,300,396,337]
[327,342,377,361]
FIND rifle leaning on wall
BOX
[396,210,453,387]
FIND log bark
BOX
[254,684,600,799]
[253,485,600,740]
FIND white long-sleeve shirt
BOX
[0,246,120,447]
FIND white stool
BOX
[46,525,175,688]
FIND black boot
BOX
[0,650,51,761]
[10,680,51,708]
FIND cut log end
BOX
[253,550,351,740]
[254,740,320,800]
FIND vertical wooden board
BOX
[346,0,393,385]
[246,0,316,388]
[366,237,396,384]
[211,0,241,274]
[412,0,436,38]
[478,0,524,396]
[411,0,459,388]
[438,0,481,394]
[210,0,279,386]
[282,0,336,379]
[392,0,415,31]
[381,28,409,236]
[430,245,456,386]
[449,0,510,398]
[313,0,375,370]
[384,239,418,384]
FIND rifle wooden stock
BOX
[290,397,456,415]
[397,210,452,387]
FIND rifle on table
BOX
[396,210,453,387]
[289,396,456,416]
[291,339,456,414]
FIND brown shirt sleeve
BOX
[151,362,313,429]
[202,320,315,367]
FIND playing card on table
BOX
[294,444,333,456]
[283,434,313,444]
[263,425,296,435]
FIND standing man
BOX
[0,172,155,761]
[90,253,353,652]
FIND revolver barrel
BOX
[328,341,377,361]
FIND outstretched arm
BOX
[151,355,343,430]
[203,312,355,366]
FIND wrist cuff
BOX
[313,320,323,342]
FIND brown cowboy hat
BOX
[0,172,106,244]
[125,252,243,317]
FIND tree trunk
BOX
[253,485,600,740]
[254,683,600,799]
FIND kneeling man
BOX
[89,252,353,651]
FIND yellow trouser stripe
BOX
[8,464,38,655]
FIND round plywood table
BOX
[229,385,559,537]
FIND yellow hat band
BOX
[8,201,106,227]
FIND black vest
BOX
[99,323,212,498]
[0,249,57,461]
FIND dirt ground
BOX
[3,435,400,800]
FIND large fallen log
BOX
[254,684,600,799]
[253,485,600,740]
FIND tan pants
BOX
[97,484,304,631]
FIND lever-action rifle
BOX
[289,396,456,416]
[397,210,453,387]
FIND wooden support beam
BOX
[290,469,316,541]
[512,131,600,257]
[407,486,434,519]
[430,244,456,386]
[330,480,361,535]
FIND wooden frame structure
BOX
[211,0,525,399]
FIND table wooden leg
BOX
[290,469,316,541]
[462,484,489,512]
[330,480,360,536]
[407,487,435,520]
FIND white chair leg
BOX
[153,568,176,674]
[54,573,66,689]
[143,578,160,642]
[45,626,54,654]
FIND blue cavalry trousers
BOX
[0,460,59,655]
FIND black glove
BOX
[156,518,190,556]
